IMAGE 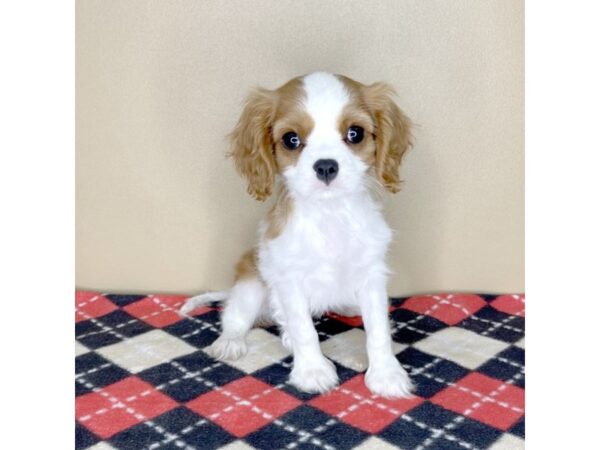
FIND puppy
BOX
[182,72,414,398]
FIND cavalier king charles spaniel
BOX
[181,72,414,398]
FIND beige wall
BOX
[76,0,524,296]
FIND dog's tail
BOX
[179,290,229,316]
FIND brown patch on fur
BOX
[272,110,314,171]
[229,77,311,200]
[338,102,377,166]
[265,187,294,240]
[228,89,277,201]
[337,75,413,193]
[234,248,259,282]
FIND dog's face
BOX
[229,72,412,201]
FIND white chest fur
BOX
[258,191,392,312]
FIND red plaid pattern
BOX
[76,291,525,449]
[431,372,525,430]
[186,376,302,437]
[400,294,487,325]
[123,294,197,328]
[75,292,117,323]
[491,294,525,317]
[75,376,178,439]
[310,375,424,433]
[326,312,364,327]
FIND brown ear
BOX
[364,82,413,193]
[228,88,277,201]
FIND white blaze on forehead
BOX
[302,72,349,140]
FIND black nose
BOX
[313,159,339,185]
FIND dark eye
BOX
[346,126,364,144]
[282,131,302,150]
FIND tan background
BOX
[76,0,524,296]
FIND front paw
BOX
[365,361,415,399]
[289,357,339,394]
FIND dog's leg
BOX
[273,286,339,393]
[206,278,266,361]
[359,274,415,398]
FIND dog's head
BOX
[229,72,412,201]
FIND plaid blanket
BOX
[75,291,525,450]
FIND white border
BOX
[1,1,74,448]
[2,0,600,447]
[527,0,600,448]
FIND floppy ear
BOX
[228,88,277,201]
[364,82,413,193]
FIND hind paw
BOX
[206,336,248,361]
